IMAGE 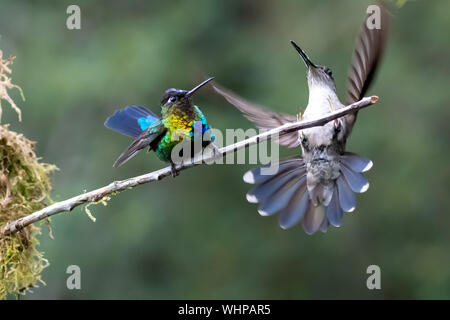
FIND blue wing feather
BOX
[104,105,160,138]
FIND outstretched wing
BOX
[113,121,166,168]
[104,105,159,138]
[213,84,300,148]
[345,4,390,137]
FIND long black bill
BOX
[187,77,215,96]
[290,40,317,68]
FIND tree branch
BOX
[0,96,378,237]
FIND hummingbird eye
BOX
[325,68,333,77]
[169,96,177,103]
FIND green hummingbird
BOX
[105,77,215,176]
[213,7,389,234]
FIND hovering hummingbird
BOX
[105,78,215,176]
[213,7,389,234]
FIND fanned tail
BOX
[243,152,373,234]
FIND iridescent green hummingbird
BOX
[105,78,215,176]
[213,7,389,234]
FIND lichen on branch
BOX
[0,50,25,122]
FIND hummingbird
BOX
[105,77,215,176]
[213,7,389,234]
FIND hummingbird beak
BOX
[290,40,317,68]
[187,77,215,97]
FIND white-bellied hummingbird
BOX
[213,6,389,234]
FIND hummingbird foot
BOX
[200,142,222,163]
[210,142,222,158]
[327,98,340,128]
[170,161,180,178]
[297,113,305,141]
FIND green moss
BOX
[83,190,125,222]
[84,195,112,222]
[0,125,56,299]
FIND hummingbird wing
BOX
[213,84,300,148]
[104,105,159,138]
[345,4,390,136]
[113,120,166,168]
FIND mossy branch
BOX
[0,95,378,237]
[0,49,53,298]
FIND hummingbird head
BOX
[161,77,214,110]
[290,40,336,91]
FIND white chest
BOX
[300,85,345,147]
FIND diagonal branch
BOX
[0,95,378,237]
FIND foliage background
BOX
[1,0,449,299]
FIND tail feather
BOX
[278,184,309,229]
[302,203,326,235]
[341,152,373,172]
[243,157,304,184]
[340,163,369,193]
[246,165,305,204]
[310,183,334,207]
[243,152,372,234]
[320,217,330,233]
[327,189,343,227]
[105,105,159,138]
[258,176,306,216]
[336,176,356,212]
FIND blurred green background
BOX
[1,0,450,299]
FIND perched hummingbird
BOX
[213,8,389,234]
[105,78,215,176]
